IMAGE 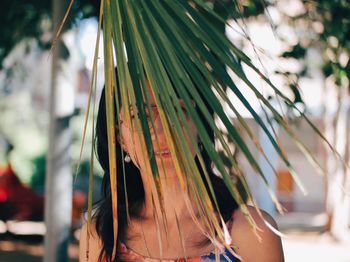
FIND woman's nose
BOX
[151,110,164,136]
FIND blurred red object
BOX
[72,190,86,228]
[0,164,87,227]
[0,164,44,221]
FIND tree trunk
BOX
[43,0,73,261]
[325,86,350,241]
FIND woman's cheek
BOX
[184,122,198,157]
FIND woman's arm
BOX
[79,221,104,262]
[231,206,285,262]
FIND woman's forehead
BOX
[128,82,159,106]
[143,82,186,106]
[125,81,185,108]
[144,81,157,104]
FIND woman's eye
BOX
[129,110,137,118]
[176,106,187,115]
[128,106,159,121]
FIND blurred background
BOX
[0,0,349,261]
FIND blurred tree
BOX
[0,0,100,68]
[0,0,267,69]
[228,0,349,239]
[0,2,99,261]
[43,0,74,260]
[276,0,350,240]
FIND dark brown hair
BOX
[93,85,238,261]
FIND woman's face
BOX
[119,86,198,175]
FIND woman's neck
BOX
[138,168,196,221]
[125,168,215,258]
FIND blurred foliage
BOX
[281,43,306,59]
[29,154,46,194]
[0,0,268,68]
[0,0,100,68]
[0,87,102,188]
[232,0,265,18]
[279,0,350,91]
[0,90,47,183]
[0,0,50,67]
[29,153,102,203]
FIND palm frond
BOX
[82,0,336,258]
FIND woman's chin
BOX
[154,156,177,172]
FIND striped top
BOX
[113,242,239,261]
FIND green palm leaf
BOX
[76,0,338,258]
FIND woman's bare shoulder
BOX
[230,206,284,262]
[79,219,103,262]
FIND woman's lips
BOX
[154,150,171,157]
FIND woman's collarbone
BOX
[124,217,213,259]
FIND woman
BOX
[79,83,284,261]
